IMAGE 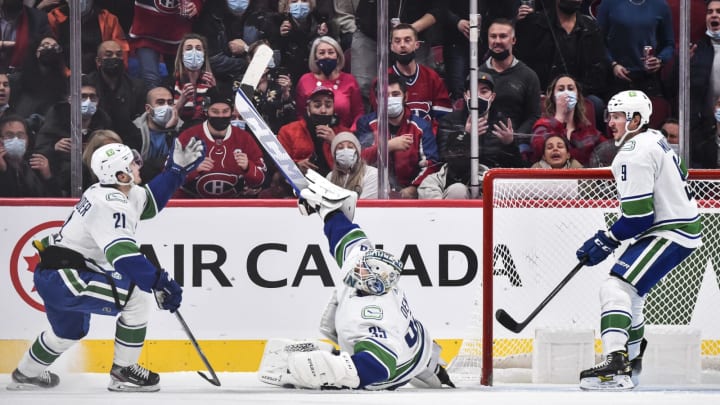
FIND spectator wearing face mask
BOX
[326,131,377,198]
[0,114,60,197]
[530,74,604,166]
[9,36,69,120]
[133,86,183,183]
[172,33,217,131]
[87,40,146,130]
[276,0,333,83]
[295,36,362,129]
[175,87,267,198]
[47,0,130,74]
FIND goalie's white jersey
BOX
[328,216,435,390]
[52,183,158,270]
[610,129,701,248]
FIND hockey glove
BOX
[167,137,205,175]
[298,169,357,221]
[153,271,183,312]
[576,230,620,266]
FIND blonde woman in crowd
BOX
[326,131,377,198]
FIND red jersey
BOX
[176,122,267,198]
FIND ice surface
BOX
[2,372,720,405]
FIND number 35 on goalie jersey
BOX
[334,286,435,390]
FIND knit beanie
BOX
[331,131,361,154]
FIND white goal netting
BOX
[448,169,720,385]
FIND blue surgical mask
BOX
[707,29,720,41]
[715,107,720,122]
[289,2,310,20]
[183,49,204,71]
[81,99,97,118]
[227,0,249,15]
[3,137,26,158]
[556,90,578,110]
[151,105,173,127]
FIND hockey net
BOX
[447,169,720,385]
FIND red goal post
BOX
[464,168,720,386]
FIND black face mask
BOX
[307,113,335,127]
[466,97,491,116]
[38,48,62,65]
[100,58,124,76]
[489,48,510,61]
[208,116,231,131]
[391,51,415,66]
[557,0,582,14]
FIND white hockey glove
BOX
[168,137,205,175]
[258,339,335,388]
[298,169,357,221]
[287,350,360,389]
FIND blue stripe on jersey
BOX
[620,192,654,202]
[610,214,654,240]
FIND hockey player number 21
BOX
[113,212,126,228]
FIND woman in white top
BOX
[326,131,377,198]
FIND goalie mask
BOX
[91,143,141,186]
[343,249,403,295]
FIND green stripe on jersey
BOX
[600,313,631,333]
[334,229,367,267]
[140,186,159,220]
[625,238,669,282]
[354,340,397,375]
[621,197,653,216]
[645,217,702,238]
[106,241,140,264]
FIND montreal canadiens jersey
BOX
[53,183,157,271]
[611,129,702,248]
[324,214,434,389]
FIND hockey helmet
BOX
[91,143,140,186]
[606,90,652,145]
[344,249,403,295]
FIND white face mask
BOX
[387,96,404,118]
[555,90,578,110]
[183,49,204,71]
[151,105,173,127]
[3,136,26,158]
[81,99,97,118]
[335,148,357,169]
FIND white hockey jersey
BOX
[52,183,158,271]
[326,214,435,390]
[610,129,702,248]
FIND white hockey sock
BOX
[17,330,77,377]
[599,277,635,354]
[113,290,150,367]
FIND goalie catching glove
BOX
[167,137,205,175]
[298,169,357,221]
[576,230,620,266]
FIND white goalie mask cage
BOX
[343,249,404,295]
[91,143,141,186]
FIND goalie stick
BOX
[234,80,308,195]
[238,43,274,99]
[495,257,588,333]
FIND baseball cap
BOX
[308,86,334,101]
[465,73,495,91]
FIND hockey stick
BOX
[495,257,589,334]
[238,43,274,99]
[174,309,222,386]
[234,85,308,195]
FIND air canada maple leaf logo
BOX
[10,221,64,312]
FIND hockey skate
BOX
[6,368,60,390]
[108,363,160,392]
[579,350,634,391]
[630,338,648,386]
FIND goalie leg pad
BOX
[287,350,360,389]
[258,339,335,388]
[299,169,357,221]
[319,290,339,344]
